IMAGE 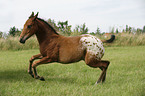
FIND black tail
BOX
[102,35,115,43]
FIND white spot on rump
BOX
[80,34,105,60]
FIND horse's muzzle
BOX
[19,38,26,44]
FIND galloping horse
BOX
[19,12,115,84]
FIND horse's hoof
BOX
[28,70,32,74]
[35,76,40,79]
[40,77,45,81]
[95,82,98,85]
[28,71,34,78]
[31,74,34,78]
[95,81,101,85]
[29,73,34,78]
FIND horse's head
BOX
[19,12,39,44]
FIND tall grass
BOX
[97,33,145,47]
[110,33,145,46]
[0,36,38,50]
[0,34,145,50]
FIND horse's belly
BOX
[80,34,105,60]
[58,47,84,64]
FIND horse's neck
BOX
[35,20,59,46]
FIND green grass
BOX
[0,46,145,96]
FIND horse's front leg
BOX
[28,54,43,78]
[31,57,51,81]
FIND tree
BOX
[129,26,132,34]
[116,28,119,34]
[96,27,101,35]
[126,25,129,33]
[73,23,88,35]
[122,29,125,33]
[73,25,81,35]
[111,27,114,34]
[47,18,58,30]
[136,28,142,34]
[90,32,96,35]
[142,26,145,34]
[9,26,21,36]
[80,23,88,34]
[0,31,3,38]
[58,21,72,36]
[74,25,80,33]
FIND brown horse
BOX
[19,12,115,84]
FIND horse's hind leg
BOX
[99,63,109,83]
[28,54,43,78]
[96,60,110,84]
[85,54,110,84]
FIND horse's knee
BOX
[32,62,38,68]
[29,56,34,63]
[29,54,42,64]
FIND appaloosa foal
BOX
[19,12,115,84]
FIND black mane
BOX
[37,18,59,35]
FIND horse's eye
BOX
[27,25,32,29]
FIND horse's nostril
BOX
[19,38,25,44]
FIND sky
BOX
[0,0,145,33]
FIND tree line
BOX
[0,18,145,38]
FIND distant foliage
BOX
[73,23,88,35]
[124,25,145,34]
[9,26,21,36]
[46,19,89,36]
[46,19,145,36]
[116,28,119,34]
[0,31,3,38]
[126,25,129,33]
[96,27,101,35]
[0,34,145,50]
[0,18,145,38]
[143,26,145,33]
[58,21,72,36]
[47,18,58,31]
[79,23,88,34]
[0,36,38,50]
[0,18,145,50]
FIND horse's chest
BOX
[80,35,105,60]
[40,43,59,59]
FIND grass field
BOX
[0,46,145,96]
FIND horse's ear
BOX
[29,12,34,18]
[33,12,39,21]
